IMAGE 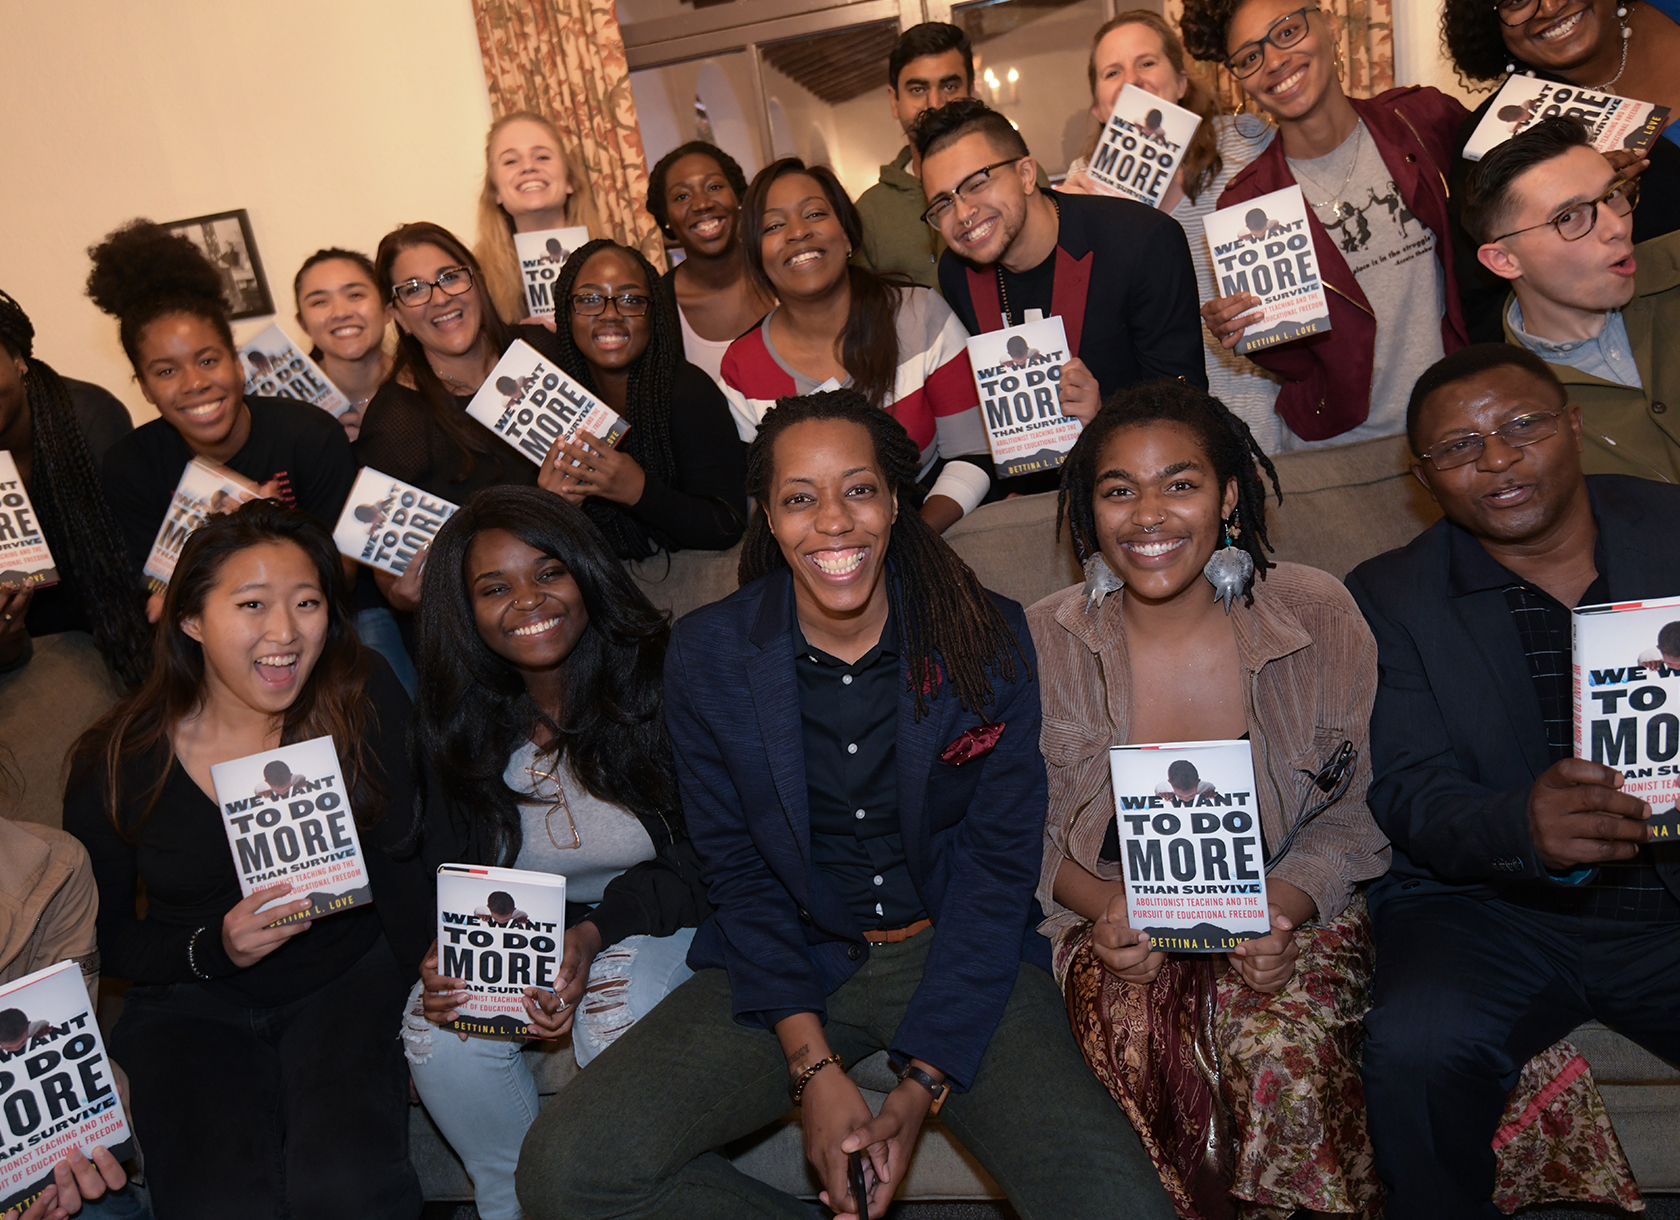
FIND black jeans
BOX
[516,928,1174,1220]
[111,937,419,1220]
[1362,891,1680,1219]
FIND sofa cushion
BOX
[1570,1020,1680,1085]
[0,632,123,829]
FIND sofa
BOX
[5,433,1675,1203]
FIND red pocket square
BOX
[941,722,1005,766]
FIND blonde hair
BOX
[1079,11,1225,204]
[473,111,606,322]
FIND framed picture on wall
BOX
[162,209,274,319]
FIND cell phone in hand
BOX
[848,1148,869,1217]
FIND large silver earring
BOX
[1203,516,1254,614]
[1082,553,1123,613]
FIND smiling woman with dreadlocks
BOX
[533,238,747,560]
[517,389,1171,1220]
[1029,377,1390,1217]
[0,287,149,685]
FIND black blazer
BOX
[666,568,1048,1091]
[1345,475,1680,909]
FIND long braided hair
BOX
[548,238,683,560]
[0,289,151,688]
[739,390,1025,719]
[1057,379,1282,606]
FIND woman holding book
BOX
[402,484,709,1220]
[1028,380,1389,1217]
[1058,13,1285,452]
[62,502,433,1219]
[532,238,746,560]
[721,157,991,534]
[475,111,608,325]
[646,141,776,382]
[292,248,392,443]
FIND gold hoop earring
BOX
[1333,43,1346,81]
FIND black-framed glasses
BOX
[1491,0,1548,26]
[1419,409,1567,470]
[1225,5,1320,79]
[1489,178,1639,243]
[391,266,473,307]
[570,291,652,316]
[921,158,1025,228]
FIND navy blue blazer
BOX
[1346,475,1680,910]
[666,568,1048,1091]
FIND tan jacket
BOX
[0,818,100,1005]
[1026,562,1390,939]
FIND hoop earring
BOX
[1203,514,1254,614]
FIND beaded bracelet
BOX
[187,926,215,980]
[790,1053,844,1104]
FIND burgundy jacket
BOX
[1217,87,1470,440]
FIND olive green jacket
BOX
[853,146,946,291]
[1504,228,1680,484]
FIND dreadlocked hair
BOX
[0,289,151,689]
[1441,0,1517,84]
[738,390,1026,719]
[1057,379,1282,607]
[85,220,234,373]
[548,239,682,560]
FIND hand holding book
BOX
[1201,291,1264,352]
[538,429,643,508]
[222,880,315,967]
[1527,757,1652,871]
[1091,889,1163,984]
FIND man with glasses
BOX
[1345,342,1680,1218]
[1464,115,1680,483]
[911,98,1204,474]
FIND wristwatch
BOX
[893,1061,949,1114]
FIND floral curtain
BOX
[472,0,665,268]
[1169,0,1396,112]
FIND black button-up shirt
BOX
[793,610,929,932]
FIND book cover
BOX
[436,864,568,1037]
[966,316,1083,478]
[332,468,458,577]
[1463,76,1671,161]
[0,960,134,1215]
[238,323,352,418]
[1204,185,1332,355]
[210,736,371,922]
[1574,594,1680,835]
[0,451,58,591]
[1109,739,1271,951]
[515,226,591,321]
[1084,83,1204,209]
[141,458,263,591]
[464,339,629,467]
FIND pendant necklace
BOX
[1290,121,1364,222]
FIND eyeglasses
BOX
[1491,0,1548,27]
[1225,6,1320,79]
[921,158,1025,229]
[570,291,652,316]
[391,266,473,307]
[1419,408,1566,470]
[1488,178,1639,244]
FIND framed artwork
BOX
[163,209,275,319]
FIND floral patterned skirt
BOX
[1053,891,1641,1218]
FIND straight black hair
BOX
[908,96,1030,164]
[889,22,975,91]
[1462,116,1593,244]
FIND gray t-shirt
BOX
[508,740,656,904]
[1284,121,1446,449]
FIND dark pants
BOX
[516,929,1174,1220]
[1362,892,1680,1219]
[112,937,419,1220]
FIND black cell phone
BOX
[848,1148,869,1216]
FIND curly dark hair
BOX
[738,389,1025,718]
[646,141,750,237]
[1058,379,1282,606]
[85,220,234,374]
[1177,0,1246,63]
[1441,0,1518,83]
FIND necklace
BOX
[1289,121,1364,222]
[994,195,1060,327]
[524,757,581,850]
[1591,6,1634,91]
[435,369,481,396]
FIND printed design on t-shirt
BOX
[1318,179,1435,280]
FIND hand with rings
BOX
[537,429,647,509]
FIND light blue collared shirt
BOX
[1508,298,1642,389]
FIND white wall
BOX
[1392,0,1483,104]
[0,0,493,424]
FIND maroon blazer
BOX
[1217,86,1470,440]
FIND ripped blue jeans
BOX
[403,927,695,1220]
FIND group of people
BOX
[3,0,1680,1217]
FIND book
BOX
[1108,739,1272,951]
[142,458,263,591]
[1462,75,1671,161]
[1084,83,1204,209]
[332,468,458,577]
[210,736,372,922]
[464,339,629,467]
[0,960,134,1214]
[0,451,57,590]
[238,323,352,418]
[966,315,1083,478]
[436,864,567,1037]
[1204,185,1332,355]
[515,226,591,321]
[1573,594,1680,835]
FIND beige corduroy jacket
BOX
[0,817,100,1004]
[1026,562,1390,941]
